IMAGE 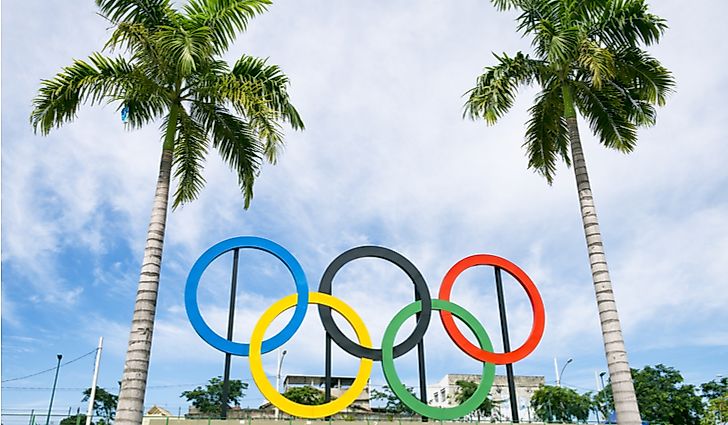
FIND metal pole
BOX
[559,358,573,387]
[85,338,104,425]
[45,354,63,425]
[275,349,287,420]
[221,249,240,419]
[414,288,428,422]
[554,358,560,387]
[324,333,332,421]
[494,267,519,423]
[594,371,602,424]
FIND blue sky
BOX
[2,0,727,421]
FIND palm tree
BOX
[30,1,303,425]
[464,1,674,424]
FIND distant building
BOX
[142,405,175,425]
[259,374,371,412]
[427,374,545,421]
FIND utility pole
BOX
[45,354,63,425]
[85,338,104,425]
[554,358,560,387]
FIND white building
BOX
[427,374,545,421]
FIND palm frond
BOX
[155,25,213,76]
[96,0,176,27]
[172,108,208,208]
[533,20,581,64]
[591,0,667,47]
[184,0,270,53]
[190,55,303,162]
[524,81,570,183]
[30,53,163,134]
[465,52,545,124]
[230,55,304,130]
[612,46,674,106]
[572,80,637,152]
[607,80,656,127]
[577,39,616,88]
[193,102,263,208]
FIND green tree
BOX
[596,364,703,425]
[371,385,415,416]
[530,385,592,423]
[454,379,495,421]
[282,386,327,406]
[181,376,248,416]
[60,415,92,425]
[700,395,727,425]
[82,387,118,424]
[701,377,728,401]
[30,2,303,425]
[464,2,674,424]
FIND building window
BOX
[434,392,439,402]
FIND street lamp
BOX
[275,349,288,420]
[45,354,63,425]
[556,358,573,387]
[599,372,607,390]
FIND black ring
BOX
[317,246,432,360]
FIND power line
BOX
[2,383,210,391]
[1,349,98,383]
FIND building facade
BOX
[279,374,371,412]
[427,374,545,421]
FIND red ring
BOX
[438,254,545,365]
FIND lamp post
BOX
[555,358,573,387]
[45,354,63,425]
[599,372,608,423]
[275,349,287,420]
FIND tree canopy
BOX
[82,386,118,424]
[282,386,327,406]
[371,385,416,415]
[30,0,304,209]
[181,376,247,415]
[465,0,674,183]
[530,385,592,423]
[60,415,91,425]
[596,364,704,425]
[454,379,496,420]
[701,377,728,401]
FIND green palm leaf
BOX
[184,0,271,53]
[96,0,175,26]
[172,108,209,208]
[193,102,262,208]
[524,82,570,183]
[572,80,637,152]
[465,52,544,124]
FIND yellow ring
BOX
[249,292,374,418]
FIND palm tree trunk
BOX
[115,107,178,425]
[565,114,642,425]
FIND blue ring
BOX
[184,236,309,356]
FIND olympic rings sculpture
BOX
[185,236,546,420]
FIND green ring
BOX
[381,299,495,420]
